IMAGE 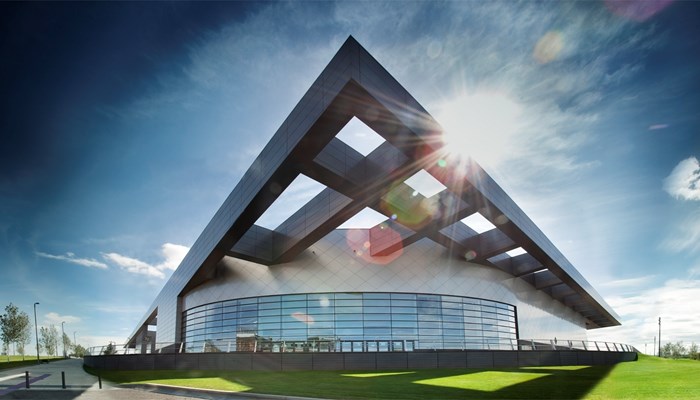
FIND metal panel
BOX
[467,351,494,368]
[406,352,437,369]
[437,351,467,368]
[493,351,518,367]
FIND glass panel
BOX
[284,294,307,302]
[391,320,417,328]
[259,308,280,316]
[335,314,362,321]
[364,299,390,307]
[364,313,390,321]
[392,328,418,335]
[367,341,378,352]
[181,292,517,353]
[363,293,389,300]
[365,328,391,336]
[335,306,362,314]
[282,300,307,309]
[392,307,417,314]
[239,298,257,305]
[391,313,417,321]
[258,316,281,324]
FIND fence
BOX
[87,338,637,356]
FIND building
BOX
[124,36,620,356]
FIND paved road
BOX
[0,359,206,399]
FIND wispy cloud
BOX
[102,252,164,278]
[44,312,81,325]
[36,251,108,269]
[663,156,700,201]
[600,275,656,289]
[102,243,189,279]
[660,211,700,254]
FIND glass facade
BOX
[182,292,518,353]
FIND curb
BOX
[123,383,330,400]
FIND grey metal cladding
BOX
[127,35,619,346]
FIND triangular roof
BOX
[128,36,619,346]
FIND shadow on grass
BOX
[0,358,63,371]
[89,364,617,400]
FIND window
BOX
[181,292,517,352]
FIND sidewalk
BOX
[0,358,112,398]
[0,359,325,399]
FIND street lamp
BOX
[73,331,76,354]
[33,302,40,364]
[61,321,66,358]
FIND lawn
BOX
[87,355,700,399]
[0,355,63,370]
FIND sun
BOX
[436,91,523,168]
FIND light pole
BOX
[73,331,76,355]
[61,321,66,358]
[658,317,662,357]
[33,302,40,364]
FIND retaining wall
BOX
[84,350,637,371]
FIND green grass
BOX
[86,355,700,399]
[586,355,700,399]
[0,355,63,370]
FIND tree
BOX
[39,325,59,357]
[0,303,31,359]
[16,319,32,360]
[689,342,699,360]
[61,332,72,358]
[72,344,86,358]
[661,341,687,359]
[102,342,117,355]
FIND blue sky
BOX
[1,1,698,354]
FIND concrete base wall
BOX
[85,350,637,371]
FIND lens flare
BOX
[436,92,523,168]
[605,0,673,22]
[345,228,404,265]
[291,312,314,325]
[318,296,330,307]
[533,31,564,64]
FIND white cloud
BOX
[36,251,108,269]
[589,277,700,352]
[102,243,189,279]
[102,252,164,278]
[44,312,81,325]
[663,156,700,201]
[155,243,189,271]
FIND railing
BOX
[87,338,637,356]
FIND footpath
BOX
[0,358,200,399]
[0,358,325,399]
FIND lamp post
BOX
[658,317,662,357]
[61,321,66,358]
[33,302,40,364]
[73,331,76,355]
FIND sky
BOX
[1,1,698,355]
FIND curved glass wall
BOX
[182,292,518,353]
